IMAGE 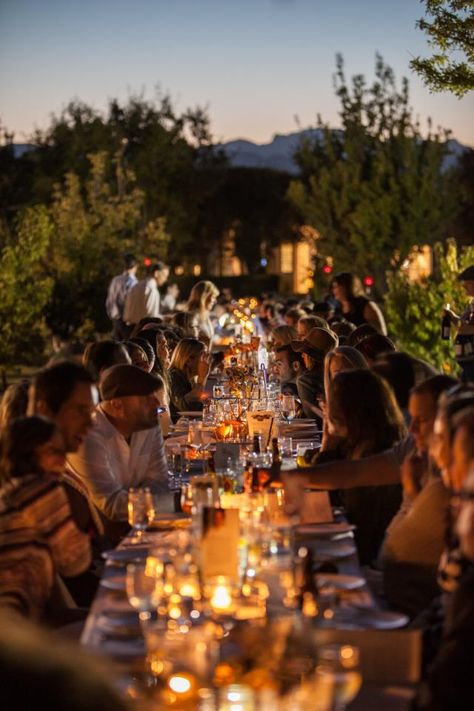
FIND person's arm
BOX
[296,372,323,420]
[66,439,129,522]
[144,282,161,318]
[363,301,387,335]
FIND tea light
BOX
[208,577,235,614]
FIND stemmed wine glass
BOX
[128,488,154,544]
[126,559,163,627]
[313,644,362,711]
[280,394,296,425]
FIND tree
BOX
[0,207,53,363]
[411,1,474,97]
[384,239,474,372]
[288,54,453,288]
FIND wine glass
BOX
[126,560,163,627]
[313,644,362,711]
[280,394,296,425]
[128,488,154,543]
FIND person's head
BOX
[328,369,405,454]
[324,346,368,398]
[0,416,66,482]
[313,301,331,319]
[284,308,306,328]
[123,253,137,272]
[187,281,220,314]
[28,362,97,453]
[297,315,330,339]
[274,345,305,383]
[82,340,130,381]
[450,408,474,492]
[0,380,30,429]
[329,320,356,345]
[372,351,416,411]
[99,365,166,435]
[169,338,207,378]
[458,264,474,298]
[172,311,200,338]
[270,325,297,349]
[331,272,364,302]
[123,341,150,372]
[166,283,180,298]
[355,334,396,366]
[291,327,338,370]
[431,387,474,488]
[408,375,458,453]
[130,335,156,370]
[346,323,379,347]
[149,261,170,286]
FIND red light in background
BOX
[143,258,152,267]
[323,264,333,274]
[363,275,374,287]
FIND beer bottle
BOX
[266,437,282,487]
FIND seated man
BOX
[291,327,338,421]
[274,344,305,399]
[66,364,173,523]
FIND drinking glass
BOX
[280,394,296,425]
[280,436,293,458]
[180,483,194,515]
[296,442,317,468]
[126,560,163,626]
[128,488,154,543]
[314,644,362,711]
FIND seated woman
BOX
[270,324,297,349]
[185,280,220,345]
[168,338,211,422]
[331,272,387,334]
[0,417,91,620]
[320,369,405,565]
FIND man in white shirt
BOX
[105,253,138,339]
[66,364,173,523]
[123,261,170,329]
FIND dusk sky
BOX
[1,0,473,146]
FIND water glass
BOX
[314,644,362,711]
[280,436,293,458]
[126,560,163,625]
[128,488,154,542]
[280,394,296,424]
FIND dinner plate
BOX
[332,608,409,630]
[100,574,126,591]
[295,522,355,537]
[102,546,150,562]
[177,411,203,418]
[311,540,357,560]
[315,573,365,590]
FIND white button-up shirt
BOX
[105,270,138,320]
[66,405,172,522]
[123,277,161,325]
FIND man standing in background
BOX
[123,261,170,330]
[105,254,138,340]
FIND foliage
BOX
[384,239,474,372]
[44,151,171,337]
[0,207,54,363]
[411,1,474,97]
[288,54,454,288]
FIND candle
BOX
[211,584,233,612]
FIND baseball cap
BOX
[100,365,162,400]
[291,327,338,362]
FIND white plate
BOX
[100,574,126,591]
[102,546,150,562]
[295,522,355,537]
[311,541,357,560]
[333,608,409,630]
[315,573,365,590]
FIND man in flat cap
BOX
[66,364,173,523]
[442,265,474,382]
[290,327,338,421]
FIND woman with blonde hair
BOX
[168,338,211,422]
[270,325,297,349]
[323,346,368,402]
[186,281,219,344]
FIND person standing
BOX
[331,272,387,334]
[123,261,170,331]
[105,254,138,340]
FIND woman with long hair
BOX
[168,338,211,422]
[321,369,405,564]
[186,280,219,344]
[331,272,387,334]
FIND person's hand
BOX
[401,451,427,502]
[281,472,306,517]
[197,352,211,385]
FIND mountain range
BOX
[217,128,469,174]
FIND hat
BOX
[458,265,474,281]
[291,327,338,362]
[100,365,162,401]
